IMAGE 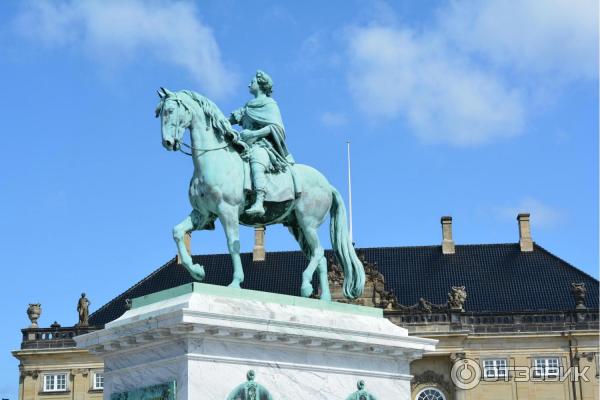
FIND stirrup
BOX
[246,203,265,216]
[246,191,266,216]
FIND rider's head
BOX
[255,70,273,97]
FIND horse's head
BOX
[155,87,192,152]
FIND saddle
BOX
[242,160,300,202]
[240,161,301,226]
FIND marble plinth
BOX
[75,283,436,400]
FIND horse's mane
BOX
[179,90,237,140]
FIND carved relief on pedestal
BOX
[226,370,274,400]
[345,380,377,400]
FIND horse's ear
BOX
[158,87,176,98]
[158,87,169,98]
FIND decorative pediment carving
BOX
[447,286,467,311]
[411,370,452,395]
[571,283,587,310]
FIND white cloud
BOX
[441,0,598,81]
[344,0,597,146]
[14,0,236,98]
[321,111,348,128]
[347,27,524,146]
[492,197,566,229]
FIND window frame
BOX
[92,371,104,390]
[42,372,69,392]
[482,358,509,380]
[415,387,447,400]
[532,357,561,379]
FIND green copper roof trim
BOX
[131,282,383,317]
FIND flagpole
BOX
[346,141,354,244]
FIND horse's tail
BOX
[330,186,365,299]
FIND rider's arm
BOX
[242,126,272,142]
[229,108,243,125]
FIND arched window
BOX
[415,387,446,400]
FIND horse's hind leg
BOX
[317,255,330,301]
[173,210,207,281]
[292,224,330,301]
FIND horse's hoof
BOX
[189,264,205,281]
[228,281,241,289]
[320,293,332,302]
[301,282,313,297]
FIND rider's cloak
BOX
[233,97,295,171]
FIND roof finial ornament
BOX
[26,303,41,328]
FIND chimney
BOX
[441,216,455,254]
[253,227,266,262]
[176,232,192,264]
[517,213,533,252]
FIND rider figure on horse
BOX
[229,70,295,217]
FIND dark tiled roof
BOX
[89,243,598,326]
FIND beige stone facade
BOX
[407,327,599,400]
[13,327,103,400]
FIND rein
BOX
[178,141,231,157]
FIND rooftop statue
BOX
[156,70,365,301]
[77,293,90,326]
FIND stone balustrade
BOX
[386,309,599,334]
[20,325,99,349]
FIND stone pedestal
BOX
[76,283,436,399]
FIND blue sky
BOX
[0,1,597,397]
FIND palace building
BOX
[12,214,599,400]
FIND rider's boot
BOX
[247,154,268,217]
[246,190,266,216]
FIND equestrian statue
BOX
[156,70,365,301]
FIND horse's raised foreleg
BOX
[218,204,244,288]
[173,210,207,281]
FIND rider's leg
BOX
[246,147,269,216]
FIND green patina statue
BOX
[156,70,365,301]
[226,370,273,400]
[345,380,377,400]
[229,70,295,217]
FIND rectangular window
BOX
[43,373,67,392]
[483,359,508,379]
[533,357,560,379]
[93,372,104,390]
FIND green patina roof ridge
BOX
[131,282,383,318]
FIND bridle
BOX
[163,96,233,157]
